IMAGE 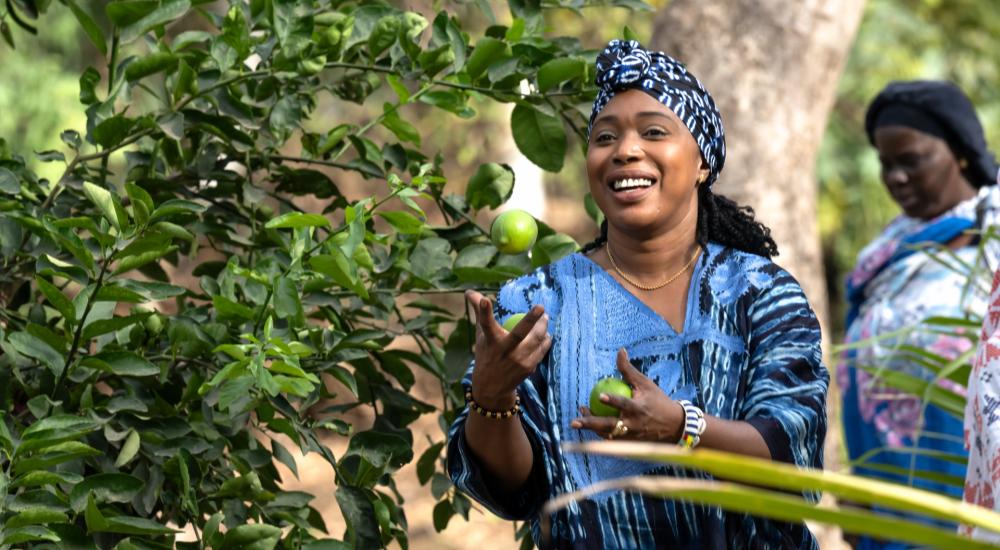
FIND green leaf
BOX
[115,430,142,468]
[465,37,510,79]
[433,499,454,532]
[310,251,368,299]
[82,312,152,340]
[273,278,304,322]
[125,52,179,82]
[537,57,586,92]
[417,442,444,485]
[84,351,160,376]
[380,103,420,146]
[265,212,330,229]
[68,0,107,55]
[409,238,452,282]
[0,21,13,50]
[70,473,145,512]
[5,507,69,528]
[454,244,498,269]
[36,276,77,325]
[82,182,123,230]
[94,284,147,303]
[11,471,84,489]
[85,493,108,532]
[531,233,579,267]
[0,526,61,545]
[15,442,102,474]
[112,244,178,275]
[91,115,136,149]
[856,364,966,418]
[272,438,299,480]
[100,516,179,536]
[117,0,192,43]
[377,211,425,234]
[466,163,514,210]
[0,167,20,194]
[212,295,255,320]
[510,104,566,172]
[335,487,381,549]
[22,415,98,439]
[7,331,64,376]
[79,67,101,104]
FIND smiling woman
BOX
[447,40,830,548]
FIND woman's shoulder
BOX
[495,253,579,314]
[705,244,805,300]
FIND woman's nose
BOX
[882,165,908,187]
[613,133,643,163]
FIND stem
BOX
[53,257,110,399]
[270,154,356,172]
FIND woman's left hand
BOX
[571,348,685,442]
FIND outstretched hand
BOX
[571,348,685,442]
[465,290,551,410]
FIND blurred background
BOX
[3,0,999,547]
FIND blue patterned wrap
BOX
[589,39,726,187]
[447,245,829,548]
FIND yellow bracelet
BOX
[465,390,520,419]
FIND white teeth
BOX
[612,178,654,190]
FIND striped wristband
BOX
[676,400,706,448]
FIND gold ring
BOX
[609,419,628,440]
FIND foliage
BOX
[0,0,650,547]
[552,442,1000,548]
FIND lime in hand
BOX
[588,377,632,417]
[502,313,526,332]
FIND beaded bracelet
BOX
[465,389,520,419]
[676,399,707,449]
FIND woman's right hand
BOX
[465,289,552,409]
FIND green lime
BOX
[588,377,632,417]
[502,313,526,332]
[490,209,538,255]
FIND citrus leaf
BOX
[510,104,566,172]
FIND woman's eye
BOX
[594,133,615,143]
[644,128,667,137]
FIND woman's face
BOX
[873,125,976,220]
[586,89,708,237]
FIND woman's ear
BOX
[696,164,710,186]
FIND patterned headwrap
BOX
[589,39,726,187]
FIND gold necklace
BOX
[606,244,701,291]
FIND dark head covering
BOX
[589,40,726,187]
[865,80,999,187]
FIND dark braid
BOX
[696,185,778,258]
[580,219,609,255]
[579,188,779,258]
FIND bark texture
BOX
[651,0,866,331]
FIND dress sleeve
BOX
[446,269,559,520]
[446,364,550,520]
[740,269,829,481]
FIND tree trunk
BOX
[651,0,865,333]
[652,3,865,547]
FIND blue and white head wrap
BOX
[589,39,726,187]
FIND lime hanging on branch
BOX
[490,209,538,255]
[589,377,632,417]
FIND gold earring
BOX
[697,173,707,184]
[959,158,969,169]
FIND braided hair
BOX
[579,186,779,258]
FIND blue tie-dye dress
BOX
[447,244,828,549]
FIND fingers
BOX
[597,391,637,414]
[465,290,504,342]
[570,411,618,434]
[506,304,546,341]
[616,348,648,388]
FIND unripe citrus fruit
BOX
[490,209,537,255]
[588,377,632,417]
[502,313,526,332]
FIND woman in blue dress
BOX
[839,81,1000,549]
[448,40,829,549]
